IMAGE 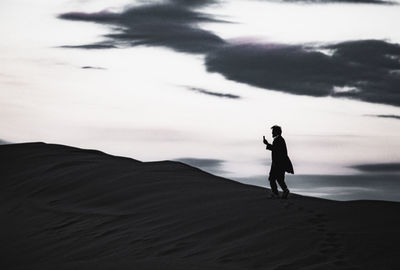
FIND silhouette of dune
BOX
[1,142,399,269]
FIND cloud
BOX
[350,163,400,173]
[186,87,240,99]
[366,114,400,120]
[59,4,400,107]
[59,4,226,54]
[274,0,394,4]
[0,139,10,145]
[168,0,218,7]
[60,43,117,49]
[174,157,225,174]
[81,66,106,70]
[234,173,400,201]
[205,40,400,107]
[287,174,400,201]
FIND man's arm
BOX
[266,143,273,151]
[263,136,273,150]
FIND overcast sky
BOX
[1,0,399,201]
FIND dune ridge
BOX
[1,142,399,270]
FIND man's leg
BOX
[277,171,289,198]
[269,178,279,196]
[269,168,279,196]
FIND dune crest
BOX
[1,142,399,270]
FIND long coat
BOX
[266,135,294,174]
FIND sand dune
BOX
[1,142,399,270]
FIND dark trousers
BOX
[269,166,288,195]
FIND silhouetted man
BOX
[263,125,294,199]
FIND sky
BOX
[1,0,400,201]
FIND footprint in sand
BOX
[316,223,326,232]
[303,212,349,267]
[283,206,351,269]
[318,230,352,269]
[335,253,345,260]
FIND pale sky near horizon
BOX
[1,0,400,200]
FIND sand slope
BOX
[1,142,399,270]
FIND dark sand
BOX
[1,142,399,270]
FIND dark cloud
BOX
[274,0,394,4]
[59,5,222,24]
[367,114,400,120]
[81,66,106,70]
[350,163,400,173]
[205,40,400,107]
[175,157,225,174]
[287,174,400,201]
[168,0,217,6]
[0,139,10,145]
[234,174,400,202]
[59,3,400,107]
[187,86,240,99]
[60,43,117,49]
[59,4,226,54]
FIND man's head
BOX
[271,125,282,138]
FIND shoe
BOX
[282,189,290,199]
